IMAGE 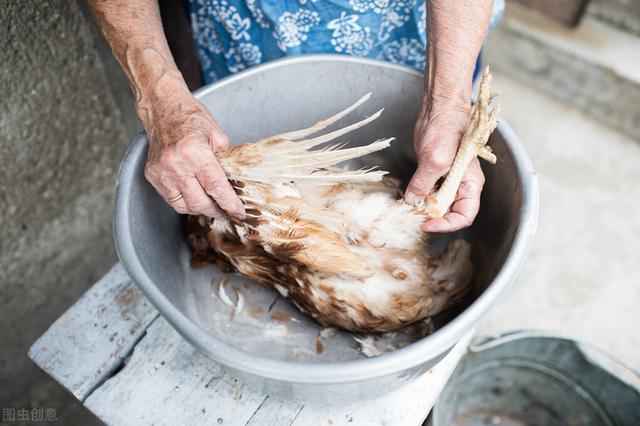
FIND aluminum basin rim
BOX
[114,55,539,385]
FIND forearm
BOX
[423,0,494,116]
[87,0,189,129]
[88,1,243,219]
[407,0,495,230]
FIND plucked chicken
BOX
[187,67,500,332]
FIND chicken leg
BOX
[422,66,500,219]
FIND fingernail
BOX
[404,191,421,206]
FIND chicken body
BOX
[188,176,473,332]
[187,68,499,332]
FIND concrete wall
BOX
[588,0,640,36]
[485,2,640,142]
[0,1,139,423]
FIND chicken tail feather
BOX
[218,96,393,186]
[264,93,372,142]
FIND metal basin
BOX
[114,55,539,404]
[433,331,640,425]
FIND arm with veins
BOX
[87,0,245,220]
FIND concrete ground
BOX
[476,71,640,363]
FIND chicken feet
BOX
[421,66,500,219]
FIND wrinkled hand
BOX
[405,105,485,233]
[143,93,245,219]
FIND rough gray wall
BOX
[587,0,640,36]
[0,1,139,424]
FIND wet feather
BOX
[188,70,499,332]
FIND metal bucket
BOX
[114,55,539,404]
[433,331,640,425]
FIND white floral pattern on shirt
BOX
[348,0,390,14]
[190,2,224,54]
[197,48,218,81]
[275,9,321,51]
[225,41,263,73]
[379,37,425,68]
[378,0,417,42]
[187,0,505,82]
[245,0,271,28]
[416,2,426,36]
[327,12,373,56]
[211,0,251,41]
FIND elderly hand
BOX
[142,89,245,220]
[405,101,485,233]
[402,0,494,233]
[86,0,244,219]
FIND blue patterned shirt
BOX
[187,0,504,83]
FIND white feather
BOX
[265,93,372,142]
[217,275,234,308]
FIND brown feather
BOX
[185,78,499,332]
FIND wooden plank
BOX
[245,397,302,426]
[84,318,267,426]
[291,332,472,426]
[84,312,471,426]
[29,261,471,425]
[28,264,159,401]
